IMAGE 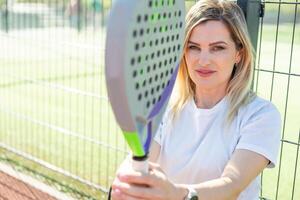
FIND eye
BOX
[188,45,200,51]
[211,46,225,51]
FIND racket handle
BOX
[131,157,149,173]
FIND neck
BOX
[194,85,227,109]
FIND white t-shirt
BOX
[154,96,281,200]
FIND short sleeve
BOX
[236,102,281,168]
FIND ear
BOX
[235,49,242,64]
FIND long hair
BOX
[170,0,255,124]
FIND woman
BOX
[111,0,281,199]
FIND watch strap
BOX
[184,186,198,200]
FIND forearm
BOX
[175,177,242,200]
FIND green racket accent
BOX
[123,131,145,157]
[150,13,158,22]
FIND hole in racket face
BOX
[127,0,184,111]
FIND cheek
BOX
[186,64,195,81]
[218,62,234,75]
[184,55,194,75]
[216,54,236,71]
[184,52,195,67]
[218,65,235,83]
[213,55,235,81]
[184,61,198,85]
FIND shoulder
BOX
[243,96,279,113]
[238,96,281,126]
[235,96,282,168]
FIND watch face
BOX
[191,196,198,200]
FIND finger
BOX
[118,172,156,186]
[116,160,136,175]
[112,176,123,189]
[111,188,122,200]
[149,162,160,169]
[149,162,163,173]
[114,181,156,199]
[112,189,148,200]
[118,170,144,179]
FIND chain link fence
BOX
[0,0,299,199]
[253,1,300,199]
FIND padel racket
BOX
[105,0,185,173]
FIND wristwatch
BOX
[184,186,198,200]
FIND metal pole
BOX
[237,0,263,91]
[77,0,81,32]
[237,0,263,51]
[4,0,9,32]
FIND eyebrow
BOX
[187,41,228,46]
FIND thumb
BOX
[149,162,164,173]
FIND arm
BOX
[176,149,269,200]
[114,149,269,200]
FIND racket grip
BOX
[131,157,149,173]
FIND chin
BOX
[195,83,216,90]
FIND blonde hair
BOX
[170,0,255,124]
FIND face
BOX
[185,20,241,92]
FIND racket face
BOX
[105,0,185,153]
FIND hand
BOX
[111,162,187,200]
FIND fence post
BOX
[237,0,263,91]
[4,0,9,32]
[237,0,263,51]
[77,0,82,32]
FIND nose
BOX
[197,50,211,67]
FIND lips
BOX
[195,69,216,77]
